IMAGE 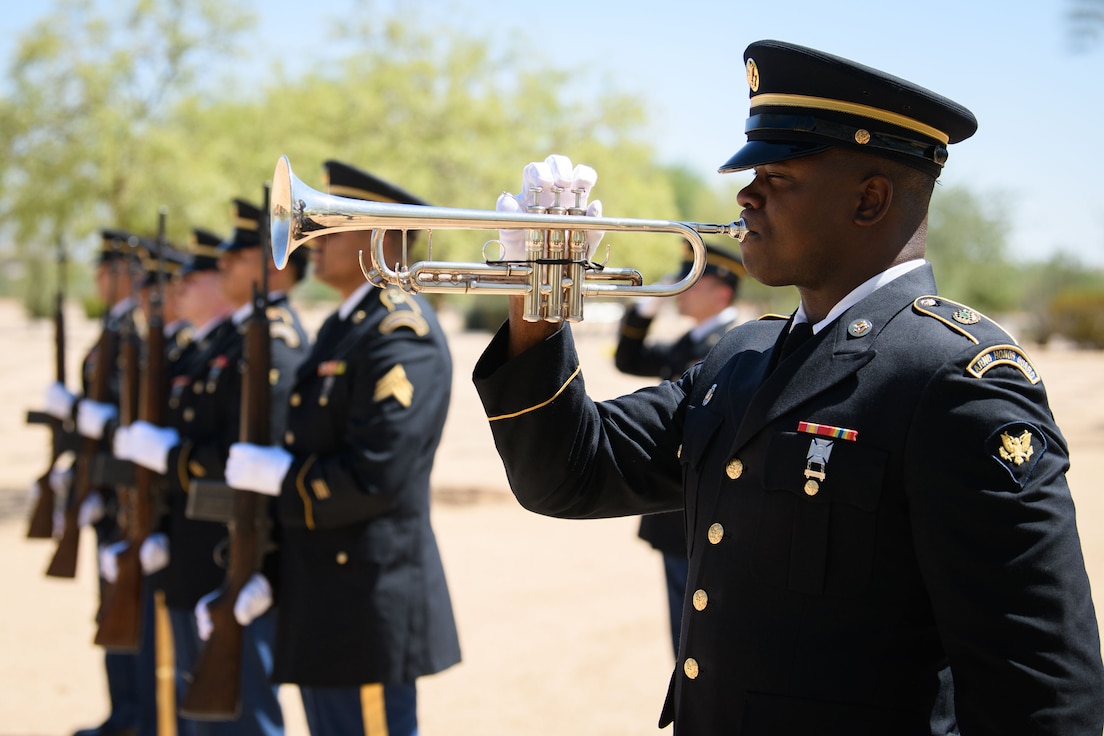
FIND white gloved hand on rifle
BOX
[99,540,128,583]
[78,491,106,527]
[494,154,603,261]
[194,573,273,642]
[45,382,77,421]
[112,423,132,461]
[139,532,170,575]
[76,399,118,440]
[125,420,180,475]
[224,442,292,497]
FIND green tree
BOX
[926,184,1018,313]
[0,0,251,314]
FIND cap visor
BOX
[717,140,831,174]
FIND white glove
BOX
[634,296,663,319]
[194,573,273,642]
[49,466,73,497]
[45,382,77,420]
[195,589,217,642]
[125,420,180,475]
[224,442,293,497]
[139,532,170,574]
[99,540,128,583]
[76,399,118,439]
[234,573,274,627]
[78,491,105,527]
[494,154,603,261]
[112,424,132,460]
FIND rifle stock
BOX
[26,472,58,540]
[27,241,68,539]
[97,215,168,650]
[46,326,117,579]
[181,186,274,720]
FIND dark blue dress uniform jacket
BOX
[158,300,308,611]
[473,264,1104,735]
[272,285,461,687]
[615,306,741,555]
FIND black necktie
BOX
[777,321,814,364]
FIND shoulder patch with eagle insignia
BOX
[988,421,1046,488]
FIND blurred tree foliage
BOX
[1,0,1102,345]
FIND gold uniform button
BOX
[683,657,699,679]
[193,381,204,394]
[183,407,195,422]
[692,589,708,611]
[725,458,743,479]
[707,523,724,545]
[335,551,348,565]
[285,431,295,445]
[290,393,301,407]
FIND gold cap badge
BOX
[746,58,760,92]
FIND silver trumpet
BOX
[270,155,747,322]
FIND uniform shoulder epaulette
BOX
[265,305,302,348]
[175,325,194,349]
[131,308,149,340]
[757,313,790,321]
[379,286,429,337]
[912,295,1040,385]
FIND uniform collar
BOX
[338,281,374,321]
[794,259,926,334]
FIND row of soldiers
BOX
[29,160,462,736]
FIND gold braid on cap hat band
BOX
[750,93,950,144]
[327,185,400,204]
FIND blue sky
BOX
[3,0,1102,265]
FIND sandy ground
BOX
[0,297,1102,736]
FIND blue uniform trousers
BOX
[92,536,156,734]
[168,607,284,736]
[300,683,418,736]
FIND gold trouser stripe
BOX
[750,92,951,144]
[154,590,177,736]
[487,365,581,422]
[360,683,388,736]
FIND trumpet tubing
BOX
[270,156,746,322]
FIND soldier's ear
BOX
[853,174,892,228]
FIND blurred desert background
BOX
[1,296,1101,736]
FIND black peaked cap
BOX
[719,40,978,178]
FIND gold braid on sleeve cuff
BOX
[487,365,581,422]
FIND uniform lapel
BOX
[730,265,937,451]
[294,291,377,383]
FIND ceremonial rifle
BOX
[26,236,70,539]
[95,211,168,650]
[47,235,124,578]
[181,186,274,719]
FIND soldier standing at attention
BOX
[613,242,744,657]
[223,160,461,736]
[45,230,148,736]
[472,40,1104,734]
[114,216,301,736]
